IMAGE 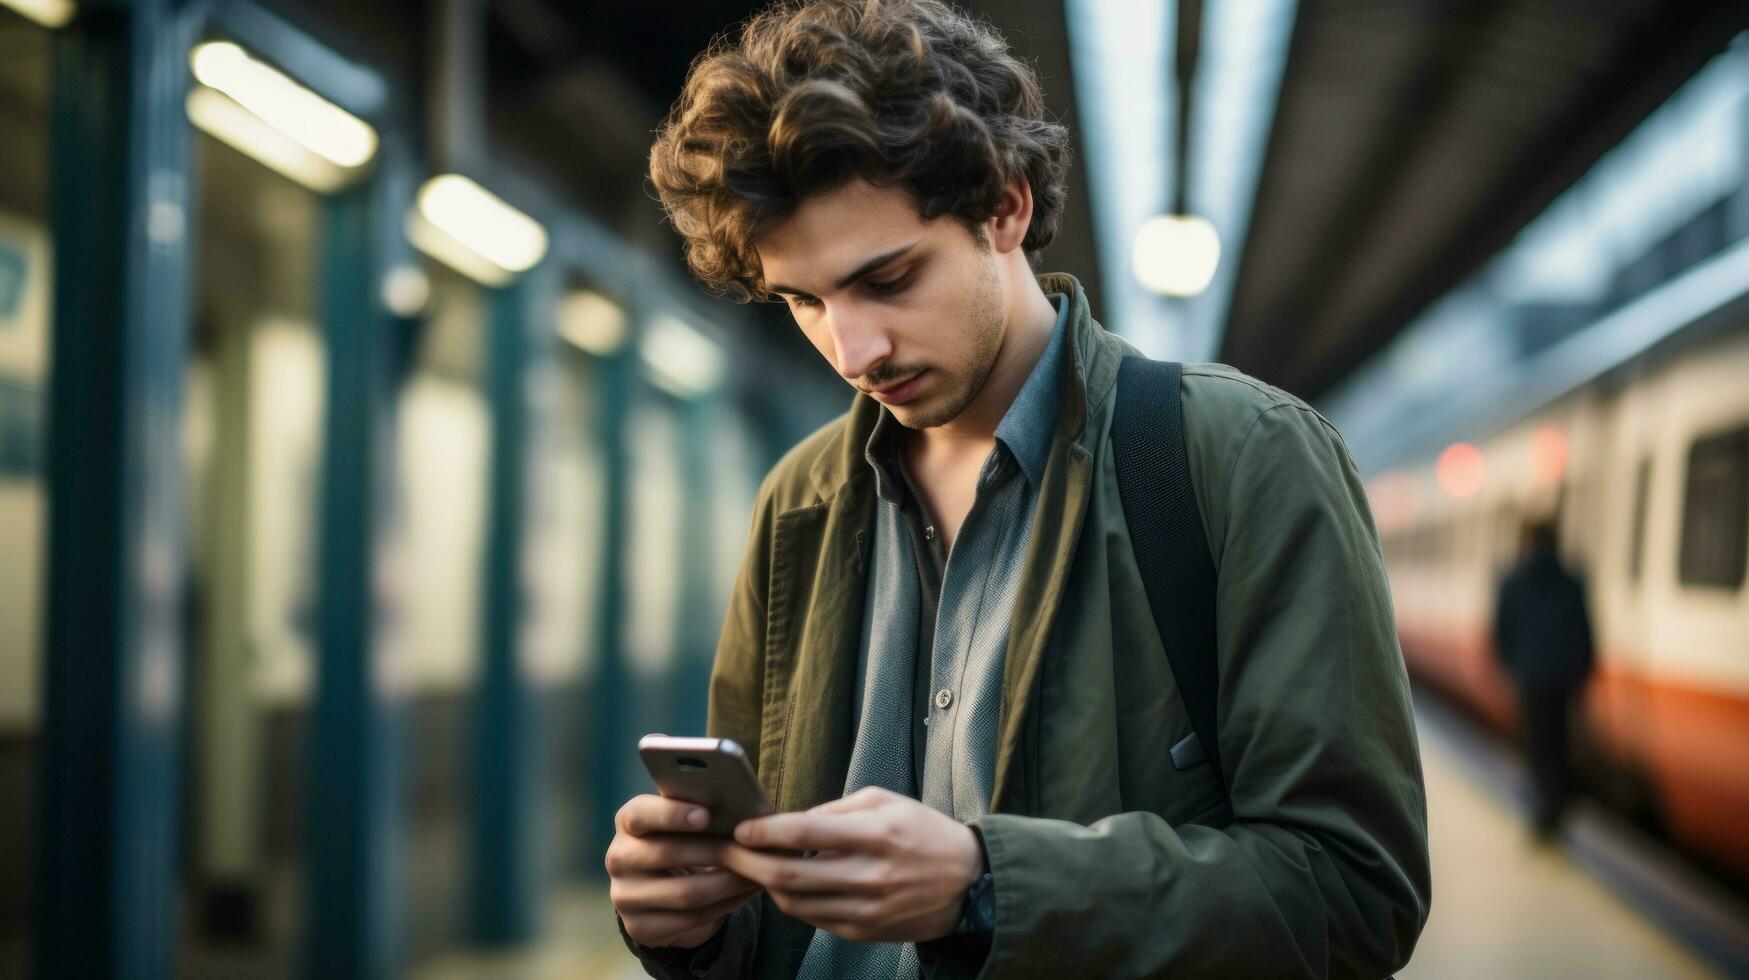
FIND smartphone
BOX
[637,734,774,838]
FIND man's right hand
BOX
[607,793,765,950]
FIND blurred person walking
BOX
[1492,518,1597,841]
[604,1,1431,976]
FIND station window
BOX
[1627,457,1651,583]
[1677,425,1748,590]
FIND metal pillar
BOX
[34,2,197,976]
[675,397,716,734]
[469,267,558,943]
[584,350,634,875]
[304,164,411,980]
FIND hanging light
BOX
[557,290,629,356]
[640,314,725,398]
[407,174,548,286]
[2,0,76,28]
[1133,214,1221,297]
[186,41,377,192]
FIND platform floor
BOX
[413,700,1745,979]
[411,887,642,980]
[1401,700,1721,979]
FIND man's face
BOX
[755,178,1007,430]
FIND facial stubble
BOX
[892,255,1007,431]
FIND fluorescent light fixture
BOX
[409,174,549,286]
[191,42,377,169]
[2,0,75,28]
[558,290,629,356]
[1133,214,1222,297]
[404,210,510,287]
[186,88,350,193]
[640,314,726,397]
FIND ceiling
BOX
[269,0,1749,407]
[1220,0,1749,400]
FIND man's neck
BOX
[914,279,1059,456]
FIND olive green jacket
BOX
[625,272,1431,978]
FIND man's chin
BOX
[886,397,962,431]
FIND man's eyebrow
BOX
[767,241,919,297]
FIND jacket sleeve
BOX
[966,403,1432,979]
[617,475,780,978]
[617,903,758,979]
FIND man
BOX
[606,1,1431,976]
[1492,518,1596,841]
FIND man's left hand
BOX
[719,786,984,944]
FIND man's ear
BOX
[986,177,1034,254]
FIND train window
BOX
[1628,457,1651,583]
[1677,425,1748,590]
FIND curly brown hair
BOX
[648,0,1073,303]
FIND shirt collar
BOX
[864,408,907,504]
[862,291,1069,500]
[994,291,1069,488]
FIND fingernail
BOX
[688,808,708,828]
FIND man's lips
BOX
[870,371,927,405]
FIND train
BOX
[1373,315,1749,887]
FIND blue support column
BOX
[34,3,197,977]
[585,350,635,875]
[469,266,558,943]
[305,160,413,979]
[675,397,716,734]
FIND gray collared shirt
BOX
[859,290,1068,810]
[796,291,1067,980]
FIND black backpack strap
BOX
[1111,357,1228,806]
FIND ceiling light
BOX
[190,41,376,169]
[409,174,548,285]
[2,0,75,28]
[557,291,629,356]
[640,314,725,398]
[185,87,349,193]
[1133,214,1221,297]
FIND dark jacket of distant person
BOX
[1493,533,1595,692]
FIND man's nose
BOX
[827,307,893,382]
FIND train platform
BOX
[409,695,1749,980]
[1403,692,1749,979]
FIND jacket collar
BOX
[804,271,1119,501]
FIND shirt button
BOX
[935,688,954,709]
[924,524,936,541]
